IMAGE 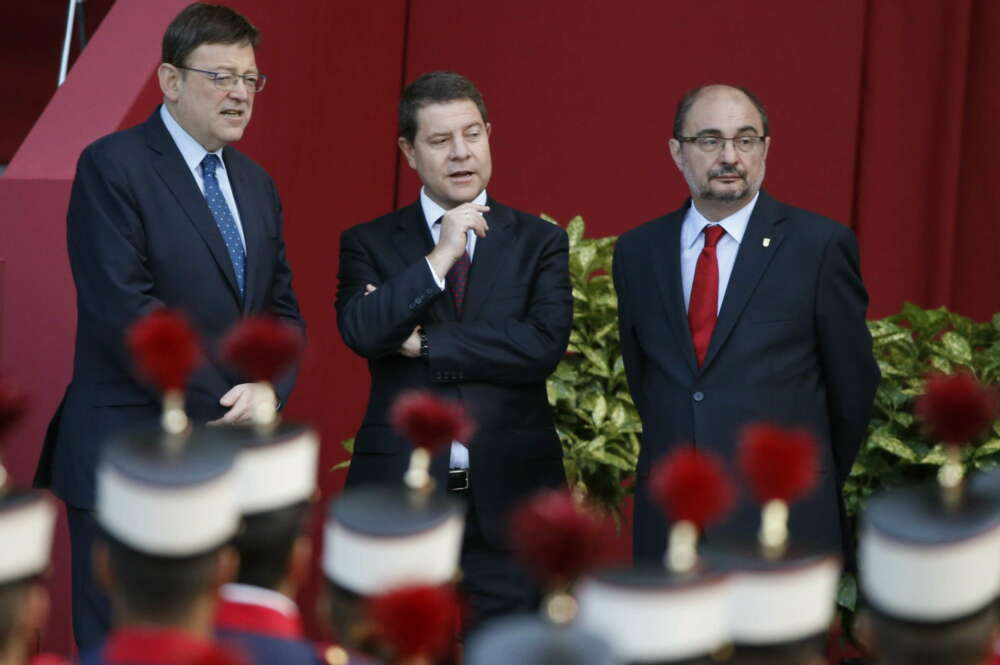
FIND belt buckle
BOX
[449,469,469,491]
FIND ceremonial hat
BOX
[577,565,729,663]
[466,615,614,665]
[225,423,319,515]
[96,426,241,557]
[322,485,464,596]
[0,491,56,585]
[860,480,1000,623]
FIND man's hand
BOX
[399,326,422,358]
[209,382,277,425]
[427,202,489,278]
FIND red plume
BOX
[648,447,734,527]
[126,309,202,392]
[367,585,461,661]
[221,316,303,383]
[0,379,28,443]
[739,424,819,504]
[390,390,474,454]
[509,489,615,587]
[916,371,998,445]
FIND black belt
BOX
[448,469,470,491]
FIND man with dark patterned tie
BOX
[34,3,304,650]
[335,71,573,633]
[614,84,879,565]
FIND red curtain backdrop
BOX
[1,0,998,655]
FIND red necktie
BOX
[688,225,726,367]
[447,251,472,319]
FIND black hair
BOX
[233,501,309,590]
[162,3,259,68]
[398,71,489,144]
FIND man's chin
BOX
[702,183,749,203]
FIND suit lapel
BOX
[145,113,242,305]
[393,203,451,321]
[701,191,785,370]
[225,149,260,313]
[650,205,699,375]
[462,200,514,321]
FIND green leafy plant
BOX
[542,215,640,515]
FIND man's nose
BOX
[228,79,250,101]
[718,138,739,162]
[450,136,471,159]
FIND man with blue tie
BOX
[34,2,304,651]
[614,84,879,564]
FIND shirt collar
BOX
[419,187,488,232]
[681,192,759,249]
[220,583,299,618]
[159,104,226,175]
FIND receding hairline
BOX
[676,84,768,137]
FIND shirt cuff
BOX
[425,257,446,290]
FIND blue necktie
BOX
[200,154,246,297]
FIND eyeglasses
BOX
[177,66,267,93]
[676,135,766,153]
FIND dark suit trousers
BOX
[67,504,112,651]
[452,487,540,637]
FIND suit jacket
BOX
[614,190,879,561]
[35,108,304,509]
[216,595,321,665]
[335,199,572,548]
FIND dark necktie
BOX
[200,154,246,297]
[688,225,726,367]
[447,251,472,319]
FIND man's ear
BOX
[287,535,312,592]
[92,541,115,596]
[19,584,49,638]
[668,137,684,172]
[485,122,492,138]
[158,63,181,102]
[397,137,417,169]
[212,546,239,589]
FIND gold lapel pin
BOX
[762,237,771,248]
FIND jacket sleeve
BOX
[335,225,444,359]
[422,226,572,385]
[612,237,648,422]
[814,224,881,488]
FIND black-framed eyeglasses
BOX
[676,135,766,153]
[177,66,267,93]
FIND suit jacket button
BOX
[693,391,705,402]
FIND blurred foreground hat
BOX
[861,480,1000,622]
[322,485,464,595]
[0,378,56,584]
[96,427,241,556]
[228,423,319,515]
[466,615,614,665]
[577,448,734,662]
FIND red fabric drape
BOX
[854,0,1000,321]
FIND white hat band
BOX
[97,464,239,556]
[0,496,56,584]
[322,513,464,595]
[576,576,730,661]
[236,428,319,514]
[861,521,1000,622]
[729,557,840,644]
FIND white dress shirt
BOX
[680,193,759,313]
[159,104,246,249]
[419,187,488,470]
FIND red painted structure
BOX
[1,0,997,654]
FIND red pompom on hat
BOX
[367,585,462,662]
[648,447,734,528]
[509,489,615,587]
[220,315,303,383]
[390,390,474,455]
[126,309,202,392]
[0,378,28,443]
[916,371,998,445]
[739,424,819,504]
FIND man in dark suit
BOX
[614,84,879,562]
[335,71,572,631]
[34,3,304,650]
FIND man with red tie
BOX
[613,84,879,563]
